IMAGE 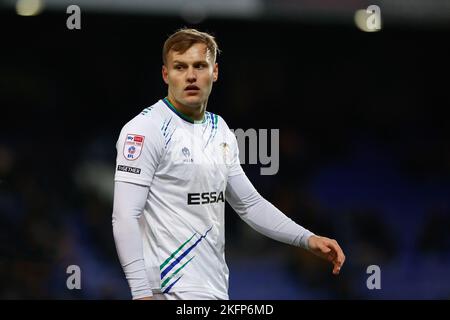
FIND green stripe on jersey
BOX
[160,232,196,270]
[161,256,195,288]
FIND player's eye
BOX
[174,65,184,70]
[195,63,207,69]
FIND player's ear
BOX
[213,63,218,82]
[162,65,169,84]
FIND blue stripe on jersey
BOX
[204,112,218,149]
[164,117,172,136]
[160,226,213,279]
[163,275,183,294]
[165,129,175,148]
[141,106,153,115]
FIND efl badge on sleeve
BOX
[123,134,145,160]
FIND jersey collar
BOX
[162,97,206,124]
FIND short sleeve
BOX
[114,117,164,186]
[227,128,245,178]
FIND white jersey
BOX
[114,98,243,299]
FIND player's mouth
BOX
[185,85,200,94]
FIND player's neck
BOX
[165,96,206,123]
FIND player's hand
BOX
[307,235,345,275]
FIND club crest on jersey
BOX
[123,134,144,160]
[219,142,230,164]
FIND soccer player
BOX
[112,28,345,300]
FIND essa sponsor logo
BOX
[188,191,225,205]
[123,134,144,160]
[117,165,141,174]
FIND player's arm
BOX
[224,122,345,274]
[112,181,154,299]
[225,173,345,274]
[112,116,165,299]
[226,173,313,249]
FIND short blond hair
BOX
[162,28,220,65]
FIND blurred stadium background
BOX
[1,0,450,299]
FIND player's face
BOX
[162,43,218,110]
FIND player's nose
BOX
[186,67,197,82]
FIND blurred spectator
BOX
[417,206,450,258]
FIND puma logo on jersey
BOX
[182,147,194,163]
[188,191,225,205]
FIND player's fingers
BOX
[326,249,336,262]
[318,243,331,254]
[332,256,343,275]
[335,246,345,268]
[332,263,341,275]
[326,240,345,267]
